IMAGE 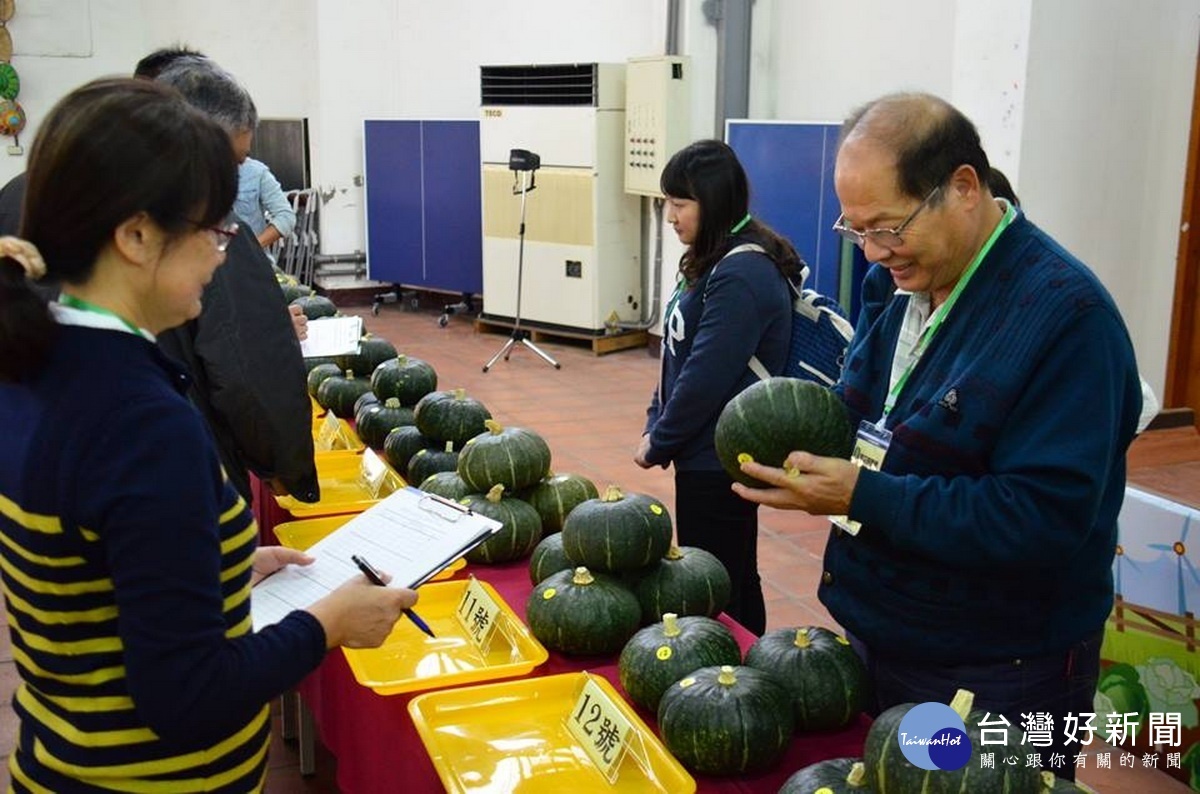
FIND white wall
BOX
[1019,0,1198,394]
[0,0,1195,393]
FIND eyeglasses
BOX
[832,185,942,250]
[190,220,239,252]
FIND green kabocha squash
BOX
[280,282,311,303]
[316,370,372,419]
[617,613,741,712]
[406,441,460,487]
[528,531,573,586]
[778,758,870,793]
[714,377,855,488]
[526,566,641,656]
[657,664,795,776]
[382,425,430,479]
[291,293,337,320]
[461,484,542,564]
[635,545,732,624]
[522,472,599,534]
[863,688,1042,794]
[353,390,380,417]
[744,626,867,732]
[355,397,415,451]
[371,355,438,407]
[457,419,552,493]
[561,485,673,573]
[303,355,339,374]
[414,388,492,447]
[335,334,398,378]
[306,362,343,398]
[418,470,472,502]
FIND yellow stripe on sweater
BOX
[0,493,62,534]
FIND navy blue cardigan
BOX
[826,212,1141,663]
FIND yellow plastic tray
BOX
[342,578,548,695]
[309,414,365,453]
[310,395,325,417]
[272,514,466,582]
[274,451,404,518]
[409,672,695,793]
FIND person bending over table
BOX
[0,77,415,792]
[734,92,1141,783]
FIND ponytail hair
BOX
[0,254,54,381]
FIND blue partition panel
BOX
[364,120,482,294]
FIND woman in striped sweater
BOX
[0,77,415,792]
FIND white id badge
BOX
[829,420,892,536]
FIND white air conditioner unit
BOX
[479,63,641,334]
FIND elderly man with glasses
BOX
[735,92,1141,784]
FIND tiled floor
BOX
[0,294,1192,793]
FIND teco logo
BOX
[483,109,503,118]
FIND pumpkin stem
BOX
[664,545,684,561]
[345,370,356,379]
[444,440,455,453]
[571,566,594,586]
[847,762,867,786]
[453,387,466,400]
[384,397,401,408]
[716,665,738,686]
[949,688,975,720]
[486,483,505,502]
[793,628,811,649]
[1040,772,1056,790]
[601,484,624,502]
[662,613,681,637]
[483,418,503,434]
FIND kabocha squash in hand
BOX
[635,545,732,624]
[744,626,868,732]
[657,664,795,776]
[461,485,542,564]
[414,388,492,447]
[370,354,438,407]
[522,472,599,534]
[291,293,337,320]
[526,566,641,656]
[457,420,552,493]
[316,370,372,419]
[561,485,673,573]
[355,398,415,451]
[418,470,472,502]
[406,441,460,487]
[335,334,398,378]
[778,758,871,793]
[714,377,855,488]
[382,425,430,479]
[617,613,741,712]
[306,362,342,398]
[528,532,573,585]
[862,688,1042,794]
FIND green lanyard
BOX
[58,293,153,341]
[881,202,1016,422]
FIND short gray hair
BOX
[155,57,258,134]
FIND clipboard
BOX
[251,487,502,631]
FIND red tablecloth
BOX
[293,557,869,793]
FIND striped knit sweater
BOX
[825,212,1142,664]
[0,323,325,792]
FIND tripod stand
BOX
[482,165,561,372]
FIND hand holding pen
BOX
[303,561,418,650]
[352,555,436,638]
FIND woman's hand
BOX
[251,546,313,586]
[731,451,861,516]
[306,574,419,650]
[634,433,666,469]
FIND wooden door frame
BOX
[1166,53,1200,421]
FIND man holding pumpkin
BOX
[734,92,1141,782]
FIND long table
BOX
[293,558,869,792]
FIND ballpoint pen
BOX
[351,554,437,639]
